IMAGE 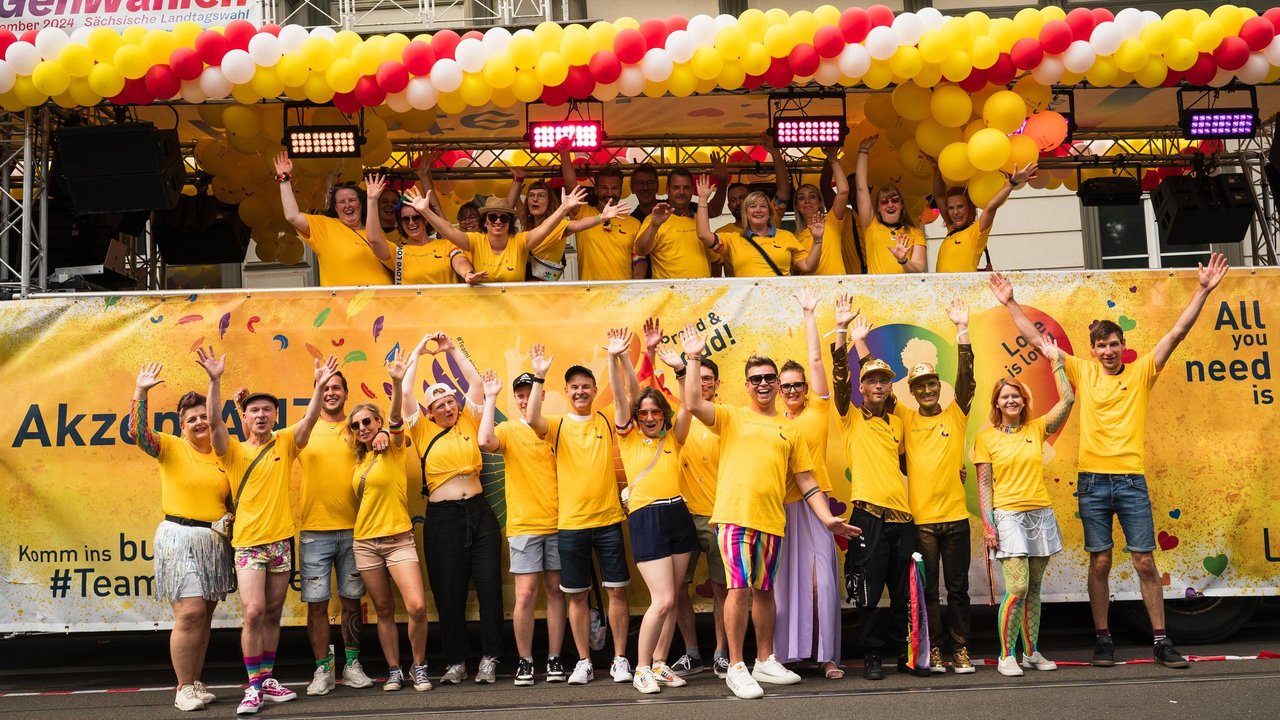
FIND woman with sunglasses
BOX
[363,175,486,285]
[792,150,851,276]
[854,136,926,275]
[694,176,824,277]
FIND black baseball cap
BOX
[564,365,595,383]
[512,372,538,390]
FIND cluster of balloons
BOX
[2,6,1280,112]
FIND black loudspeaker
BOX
[152,195,252,265]
[54,122,183,215]
[45,202,136,289]
[1151,173,1256,246]
[1078,176,1142,206]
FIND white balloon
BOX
[309,27,336,40]
[1265,35,1280,66]
[1238,52,1271,85]
[34,28,70,60]
[405,77,438,110]
[198,66,232,99]
[687,15,717,45]
[593,81,620,102]
[618,65,646,96]
[1062,40,1096,74]
[248,33,283,67]
[1210,67,1234,87]
[278,25,309,54]
[0,60,14,94]
[385,91,412,113]
[513,28,535,40]
[714,14,738,31]
[640,48,673,82]
[1031,56,1064,85]
[179,79,207,104]
[864,26,898,61]
[1114,8,1144,39]
[220,49,255,85]
[892,12,924,47]
[838,42,871,78]
[5,42,40,76]
[665,31,696,64]
[916,7,945,30]
[1090,22,1123,56]
[1139,10,1161,27]
[814,57,842,86]
[430,58,462,93]
[69,27,93,46]
[454,38,486,73]
[483,27,512,56]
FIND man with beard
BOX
[931,162,1037,273]
[566,166,640,281]
[635,169,716,279]
[628,164,660,221]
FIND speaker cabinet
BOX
[1151,174,1256,246]
[54,123,183,214]
[152,195,252,266]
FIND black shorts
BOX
[627,498,698,563]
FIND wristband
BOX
[388,418,404,429]
[898,256,908,265]
[674,367,687,379]
[531,376,545,384]
[275,172,291,183]
[388,427,403,436]
[801,486,822,501]
[376,428,391,437]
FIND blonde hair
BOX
[876,184,918,230]
[988,378,1032,429]
[344,403,385,462]
[741,191,775,231]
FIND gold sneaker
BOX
[952,647,976,674]
[929,646,946,673]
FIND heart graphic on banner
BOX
[1203,554,1229,577]
[1157,531,1179,551]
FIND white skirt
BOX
[154,520,234,602]
[993,507,1063,559]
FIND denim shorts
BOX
[627,498,698,563]
[299,529,365,602]
[1075,472,1157,553]
[557,522,631,593]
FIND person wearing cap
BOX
[399,332,505,685]
[207,351,339,715]
[406,185,585,284]
[889,300,977,675]
[679,324,860,700]
[829,298,920,681]
[525,344,633,686]
[477,369,568,687]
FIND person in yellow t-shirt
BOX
[695,178,823,278]
[930,161,1037,273]
[634,169,715,279]
[347,350,432,692]
[273,153,391,287]
[478,370,568,685]
[793,150,851,276]
[399,332,504,684]
[129,362,232,711]
[854,135,927,275]
[362,174,485,286]
[883,299,976,674]
[569,167,641,281]
[989,256,1228,668]
[974,338,1074,677]
[681,324,858,700]
[202,348,335,712]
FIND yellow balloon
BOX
[588,22,617,54]
[302,36,336,71]
[1164,39,1198,72]
[862,60,893,90]
[938,142,976,182]
[642,80,666,99]
[142,30,177,66]
[1164,9,1193,39]
[459,73,492,106]
[690,47,723,81]
[303,72,336,103]
[918,29,949,65]
[87,63,126,98]
[863,92,897,128]
[885,117,918,148]
[941,50,972,82]
[113,45,148,80]
[914,62,943,88]
[790,10,819,44]
[967,128,1011,173]
[889,47,923,80]
[765,9,790,26]
[31,61,71,96]
[1012,7,1044,37]
[1191,21,1225,54]
[970,36,999,70]
[483,53,516,89]
[1114,40,1148,74]
[989,18,1019,54]
[898,139,931,177]
[276,53,308,87]
[437,91,467,115]
[66,77,102,107]
[1135,57,1168,89]
[694,76,719,95]
[967,170,1008,207]
[1210,5,1245,36]
[763,24,796,59]
[1013,76,1051,113]
[333,30,362,56]
[509,33,538,70]
[719,61,746,91]
[562,25,592,66]
[173,22,203,48]
[12,77,48,108]
[614,17,640,32]
[534,21,565,55]
[1140,21,1174,55]
[223,104,262,136]
[58,44,94,78]
[891,82,933,122]
[351,40,383,77]
[325,58,359,94]
[739,9,768,38]
[668,65,696,97]
[1007,133,1039,170]
[715,26,747,61]
[490,86,518,108]
[943,17,972,47]
[88,28,122,64]
[511,68,542,103]
[983,90,1026,134]
[963,118,987,141]
[227,127,261,153]
[965,11,992,37]
[930,84,973,128]
[121,26,148,45]
[283,84,309,102]
[534,51,568,86]
[742,43,771,76]
[398,109,437,133]
[1085,55,1119,87]
[915,117,962,157]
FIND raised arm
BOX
[794,288,830,397]
[194,347,230,455]
[567,198,633,233]
[854,134,878,231]
[1153,252,1229,371]
[477,369,503,453]
[385,349,406,448]
[764,133,791,208]
[708,153,730,217]
[634,202,672,256]
[505,165,525,221]
[977,462,997,551]
[406,186,471,251]
[401,332,431,419]
[559,142,578,190]
[415,151,448,217]
[830,293,858,417]
[989,272,1055,351]
[606,327,634,429]
[433,332,483,406]
[272,152,311,237]
[294,355,339,449]
[525,185,586,249]
[680,324,715,426]
[1039,336,1075,434]
[949,299,975,415]
[889,235,927,273]
[641,317,663,390]
[526,344,553,438]
[977,163,1036,234]
[827,149,849,222]
[793,211,825,274]
[130,362,166,458]
[931,161,949,229]
[363,173,393,262]
[694,175,721,250]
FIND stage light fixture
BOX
[1178,85,1259,140]
[282,103,366,159]
[770,116,848,148]
[527,120,604,152]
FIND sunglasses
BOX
[636,409,664,419]
[879,196,903,206]
[400,214,422,224]
[780,381,807,392]
[485,213,511,223]
[350,417,376,429]
[747,373,778,386]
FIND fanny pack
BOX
[528,253,566,282]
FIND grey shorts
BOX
[299,529,365,602]
[684,514,726,586]
[508,533,561,574]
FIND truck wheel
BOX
[1122,596,1261,644]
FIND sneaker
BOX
[193,681,217,705]
[260,678,296,703]
[383,666,404,692]
[475,656,498,684]
[515,658,535,686]
[439,663,468,684]
[567,658,594,685]
[632,666,661,694]
[725,661,764,699]
[863,652,884,681]
[651,661,687,687]
[896,655,932,677]
[1154,639,1190,669]
[997,655,1024,677]
[307,665,336,696]
[174,684,204,712]
[610,656,633,683]
[343,659,374,689]
[236,687,261,716]
[1021,651,1058,671]
[751,655,801,685]
[713,654,730,678]
[670,653,706,676]
[411,663,433,692]
[952,647,976,674]
[545,656,566,683]
[929,646,946,674]
[1092,635,1116,667]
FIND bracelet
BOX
[388,417,404,429]
[275,172,291,183]
[388,427,404,436]
[957,329,969,337]
[376,428,391,437]
[674,367,687,379]
[836,328,848,334]
[801,486,822,501]
[531,376,545,384]
[897,256,908,265]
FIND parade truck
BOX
[1,3,1278,642]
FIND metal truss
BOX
[0,109,48,300]
[263,0,562,32]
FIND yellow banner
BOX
[1,271,1277,631]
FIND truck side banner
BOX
[1,271,1276,632]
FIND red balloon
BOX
[747,145,769,162]
[194,30,229,65]
[1010,38,1044,71]
[1091,8,1114,24]
[1065,8,1097,43]
[0,29,16,58]
[839,8,870,43]
[1039,20,1072,55]
[354,76,385,107]
[762,56,793,89]
[1239,17,1275,52]
[742,73,765,91]
[170,47,204,81]
[436,150,469,168]
[333,91,360,114]
[614,29,647,65]
[19,29,37,44]
[122,77,155,105]
[1162,69,1183,87]
[1197,139,1225,154]
[866,5,894,29]
[588,50,622,84]
[727,150,748,162]
[788,44,820,77]
[1185,53,1218,85]
[1140,170,1162,192]
[108,92,129,106]
[376,61,409,93]
[1213,36,1249,72]
[1266,9,1280,29]
[224,19,256,51]
[144,65,179,99]
[987,53,1017,85]
[665,16,688,34]
[814,25,844,59]
[563,65,594,98]
[541,83,569,107]
[431,29,461,60]
[959,68,987,92]
[640,18,668,50]
[461,30,484,42]
[259,24,281,37]
[402,41,436,76]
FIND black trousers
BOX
[846,508,917,655]
[422,496,504,664]
[916,519,972,651]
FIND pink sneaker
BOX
[259,678,297,703]
[236,687,261,715]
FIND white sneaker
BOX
[342,659,374,688]
[236,687,261,715]
[192,681,217,705]
[610,656,633,682]
[567,658,594,685]
[726,661,765,699]
[651,661,687,687]
[751,655,801,685]
[997,655,1024,677]
[475,656,498,684]
[1021,651,1058,671]
[632,666,661,694]
[440,663,468,684]
[174,684,204,711]
[307,665,335,696]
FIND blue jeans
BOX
[557,523,631,593]
[299,529,364,602]
[1075,472,1157,553]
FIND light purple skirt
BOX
[774,500,842,664]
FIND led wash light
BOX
[284,126,364,158]
[1181,110,1259,140]
[770,116,848,148]
[527,120,604,151]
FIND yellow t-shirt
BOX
[718,228,809,277]
[384,238,461,285]
[837,409,909,513]
[529,217,570,266]
[862,217,925,275]
[973,416,1053,512]
[221,426,301,548]
[155,433,231,523]
[1064,353,1160,474]
[783,394,833,502]
[638,214,712,279]
[352,442,413,540]
[302,214,393,287]
[464,232,529,283]
[494,419,558,536]
[894,402,970,524]
[709,404,813,537]
[935,222,990,273]
[297,419,358,531]
[715,221,744,235]
[840,214,865,275]
[680,420,721,517]
[574,205,641,281]
[796,212,849,276]
[617,429,683,513]
[547,413,626,530]
[407,401,483,494]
